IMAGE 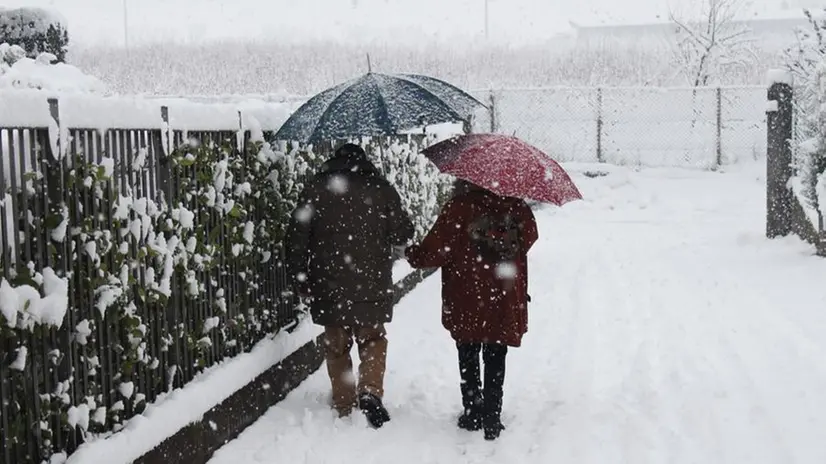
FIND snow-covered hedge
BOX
[0,130,452,462]
[785,9,826,227]
[0,7,69,62]
[360,136,454,239]
[0,45,108,93]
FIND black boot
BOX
[482,343,508,441]
[483,418,506,441]
[358,393,390,428]
[456,343,484,431]
[457,393,484,431]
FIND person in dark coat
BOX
[405,179,538,440]
[285,143,414,428]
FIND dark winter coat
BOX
[405,188,538,347]
[285,148,414,327]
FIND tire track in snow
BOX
[640,242,826,463]
[518,217,665,463]
[674,250,826,463]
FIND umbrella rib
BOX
[307,78,361,143]
[399,73,486,108]
[397,77,468,123]
[367,74,395,134]
[398,74,487,114]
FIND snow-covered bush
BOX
[0,45,108,93]
[0,7,69,62]
[274,135,454,241]
[0,130,449,461]
[362,136,454,239]
[785,9,826,224]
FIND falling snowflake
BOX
[341,370,356,386]
[295,204,315,224]
[495,261,518,280]
[327,175,349,195]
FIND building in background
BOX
[568,2,825,52]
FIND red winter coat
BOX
[406,189,538,347]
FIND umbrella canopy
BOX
[421,133,583,205]
[274,72,485,143]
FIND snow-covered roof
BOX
[570,5,824,30]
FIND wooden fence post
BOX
[766,81,794,239]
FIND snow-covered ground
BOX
[207,161,826,464]
[66,320,323,464]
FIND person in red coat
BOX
[405,179,538,440]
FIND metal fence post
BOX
[715,87,723,168]
[47,97,74,453]
[766,81,794,239]
[156,107,171,203]
[596,87,604,163]
[488,89,497,133]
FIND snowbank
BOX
[0,51,108,94]
[65,317,322,464]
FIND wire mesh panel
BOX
[721,86,768,165]
[492,87,599,163]
[475,85,766,169]
[602,87,718,168]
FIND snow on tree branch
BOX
[669,0,757,88]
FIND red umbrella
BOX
[421,133,583,205]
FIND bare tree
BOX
[669,0,757,87]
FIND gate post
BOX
[766,79,794,239]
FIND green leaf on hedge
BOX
[227,204,242,218]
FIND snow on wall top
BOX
[0,7,66,39]
[767,69,794,87]
[0,89,51,127]
[0,91,295,133]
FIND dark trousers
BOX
[457,342,508,423]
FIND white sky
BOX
[2,0,802,47]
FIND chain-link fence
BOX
[471,86,766,169]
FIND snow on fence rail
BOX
[470,85,767,169]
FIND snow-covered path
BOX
[209,163,826,464]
